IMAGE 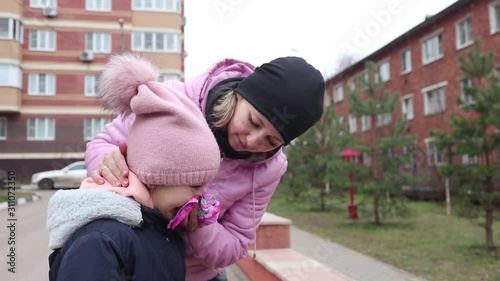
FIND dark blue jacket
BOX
[49,207,186,281]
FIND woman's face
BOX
[226,94,285,153]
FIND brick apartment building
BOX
[0,0,185,182]
[327,0,500,190]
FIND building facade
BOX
[327,0,500,190]
[0,0,185,182]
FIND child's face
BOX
[149,185,203,219]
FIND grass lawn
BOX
[0,190,35,203]
[267,192,500,281]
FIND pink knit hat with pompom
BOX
[98,54,220,187]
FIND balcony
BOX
[0,88,21,113]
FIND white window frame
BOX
[422,30,444,65]
[29,30,56,51]
[363,152,371,166]
[456,16,473,49]
[425,138,445,166]
[422,81,447,115]
[323,90,332,107]
[84,118,110,140]
[401,49,411,74]
[0,117,6,140]
[402,146,415,168]
[349,114,357,133]
[86,0,112,11]
[377,112,392,127]
[489,0,500,34]
[27,118,55,141]
[462,154,479,165]
[84,74,100,96]
[333,83,344,103]
[401,94,414,120]
[359,70,369,90]
[0,18,24,43]
[337,116,345,136]
[361,115,371,131]
[86,32,111,53]
[30,0,57,8]
[376,60,390,82]
[347,78,355,92]
[132,31,180,53]
[460,78,474,105]
[0,64,22,89]
[28,73,56,96]
[132,0,179,13]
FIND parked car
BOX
[31,161,87,189]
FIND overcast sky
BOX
[183,0,458,79]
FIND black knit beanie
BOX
[235,56,325,145]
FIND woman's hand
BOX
[90,142,130,187]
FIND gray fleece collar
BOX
[46,189,143,250]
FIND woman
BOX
[86,55,325,281]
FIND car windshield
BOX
[68,164,86,171]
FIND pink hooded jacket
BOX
[84,58,288,281]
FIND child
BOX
[46,54,222,281]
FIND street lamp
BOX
[119,18,125,54]
[341,148,362,220]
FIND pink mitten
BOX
[167,194,220,230]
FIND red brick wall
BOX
[328,0,500,188]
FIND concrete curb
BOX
[0,192,42,210]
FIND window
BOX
[84,118,110,140]
[403,146,415,168]
[401,49,411,73]
[333,83,343,103]
[28,74,56,95]
[456,17,473,49]
[349,114,357,133]
[336,116,345,136]
[0,118,6,140]
[460,78,474,105]
[462,154,479,165]
[361,115,371,131]
[30,0,57,8]
[27,118,55,140]
[132,31,180,52]
[133,0,179,12]
[86,0,111,11]
[359,70,369,90]
[323,91,332,107]
[29,30,56,51]
[426,139,444,166]
[0,18,24,43]
[422,32,443,64]
[0,64,22,88]
[159,73,181,82]
[347,78,355,92]
[363,152,371,166]
[422,81,447,115]
[489,1,500,34]
[84,74,100,96]
[376,61,390,82]
[377,112,392,127]
[401,95,414,120]
[86,32,111,53]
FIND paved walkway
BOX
[289,226,429,281]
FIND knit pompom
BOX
[98,53,160,116]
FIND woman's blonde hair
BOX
[210,90,271,162]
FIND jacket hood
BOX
[46,189,142,250]
[183,58,255,116]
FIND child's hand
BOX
[150,185,202,220]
